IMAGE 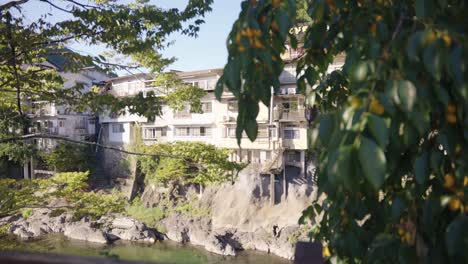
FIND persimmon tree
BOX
[217,0,467,262]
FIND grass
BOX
[173,199,212,219]
[21,208,33,219]
[126,198,166,231]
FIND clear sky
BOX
[21,0,242,74]
[160,0,241,71]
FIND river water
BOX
[0,234,291,264]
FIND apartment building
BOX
[28,60,109,150]
[101,65,313,178]
[99,73,152,145]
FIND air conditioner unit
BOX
[76,128,87,135]
[287,88,296,94]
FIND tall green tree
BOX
[218,0,468,262]
[0,0,213,163]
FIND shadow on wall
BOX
[274,165,313,204]
[294,241,325,264]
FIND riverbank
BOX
[0,165,320,262]
[0,233,291,264]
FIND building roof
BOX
[175,68,223,79]
[107,73,152,82]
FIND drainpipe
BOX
[269,86,274,150]
[269,86,275,205]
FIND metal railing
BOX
[274,108,305,121]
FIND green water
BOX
[0,234,291,264]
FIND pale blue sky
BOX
[21,0,241,74]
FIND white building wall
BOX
[108,122,132,144]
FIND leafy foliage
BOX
[0,171,125,219]
[0,0,214,161]
[222,0,468,263]
[139,142,243,186]
[126,197,165,230]
[152,72,207,113]
[41,142,93,172]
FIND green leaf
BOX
[391,197,405,221]
[358,137,387,189]
[407,31,423,61]
[367,114,389,148]
[275,10,292,39]
[215,76,225,100]
[415,0,435,19]
[397,80,417,112]
[318,114,335,146]
[414,150,429,185]
[423,41,442,81]
[445,216,468,257]
[224,59,241,95]
[245,119,258,142]
[327,146,354,189]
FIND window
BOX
[144,127,167,139]
[174,106,190,118]
[228,100,238,112]
[201,102,212,113]
[175,127,188,136]
[227,127,236,138]
[89,120,96,125]
[112,123,125,133]
[200,127,212,136]
[283,129,300,139]
[257,127,269,138]
[59,120,65,128]
[282,101,299,110]
[269,127,277,138]
[175,127,211,137]
[286,151,301,163]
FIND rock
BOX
[11,226,34,239]
[64,223,108,244]
[188,226,210,247]
[165,226,189,243]
[111,216,145,230]
[109,227,155,243]
[106,215,156,243]
[162,214,190,243]
[203,235,236,256]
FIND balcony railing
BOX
[75,128,88,135]
[174,112,191,119]
[32,127,58,135]
[274,108,305,121]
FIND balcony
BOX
[174,112,191,119]
[31,127,58,135]
[274,108,306,122]
[75,128,88,135]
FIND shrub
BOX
[126,198,165,229]
[139,142,244,187]
[41,142,94,172]
[21,208,33,219]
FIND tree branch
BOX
[0,0,29,12]
[5,12,23,118]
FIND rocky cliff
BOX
[142,164,317,260]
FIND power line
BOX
[0,133,184,159]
